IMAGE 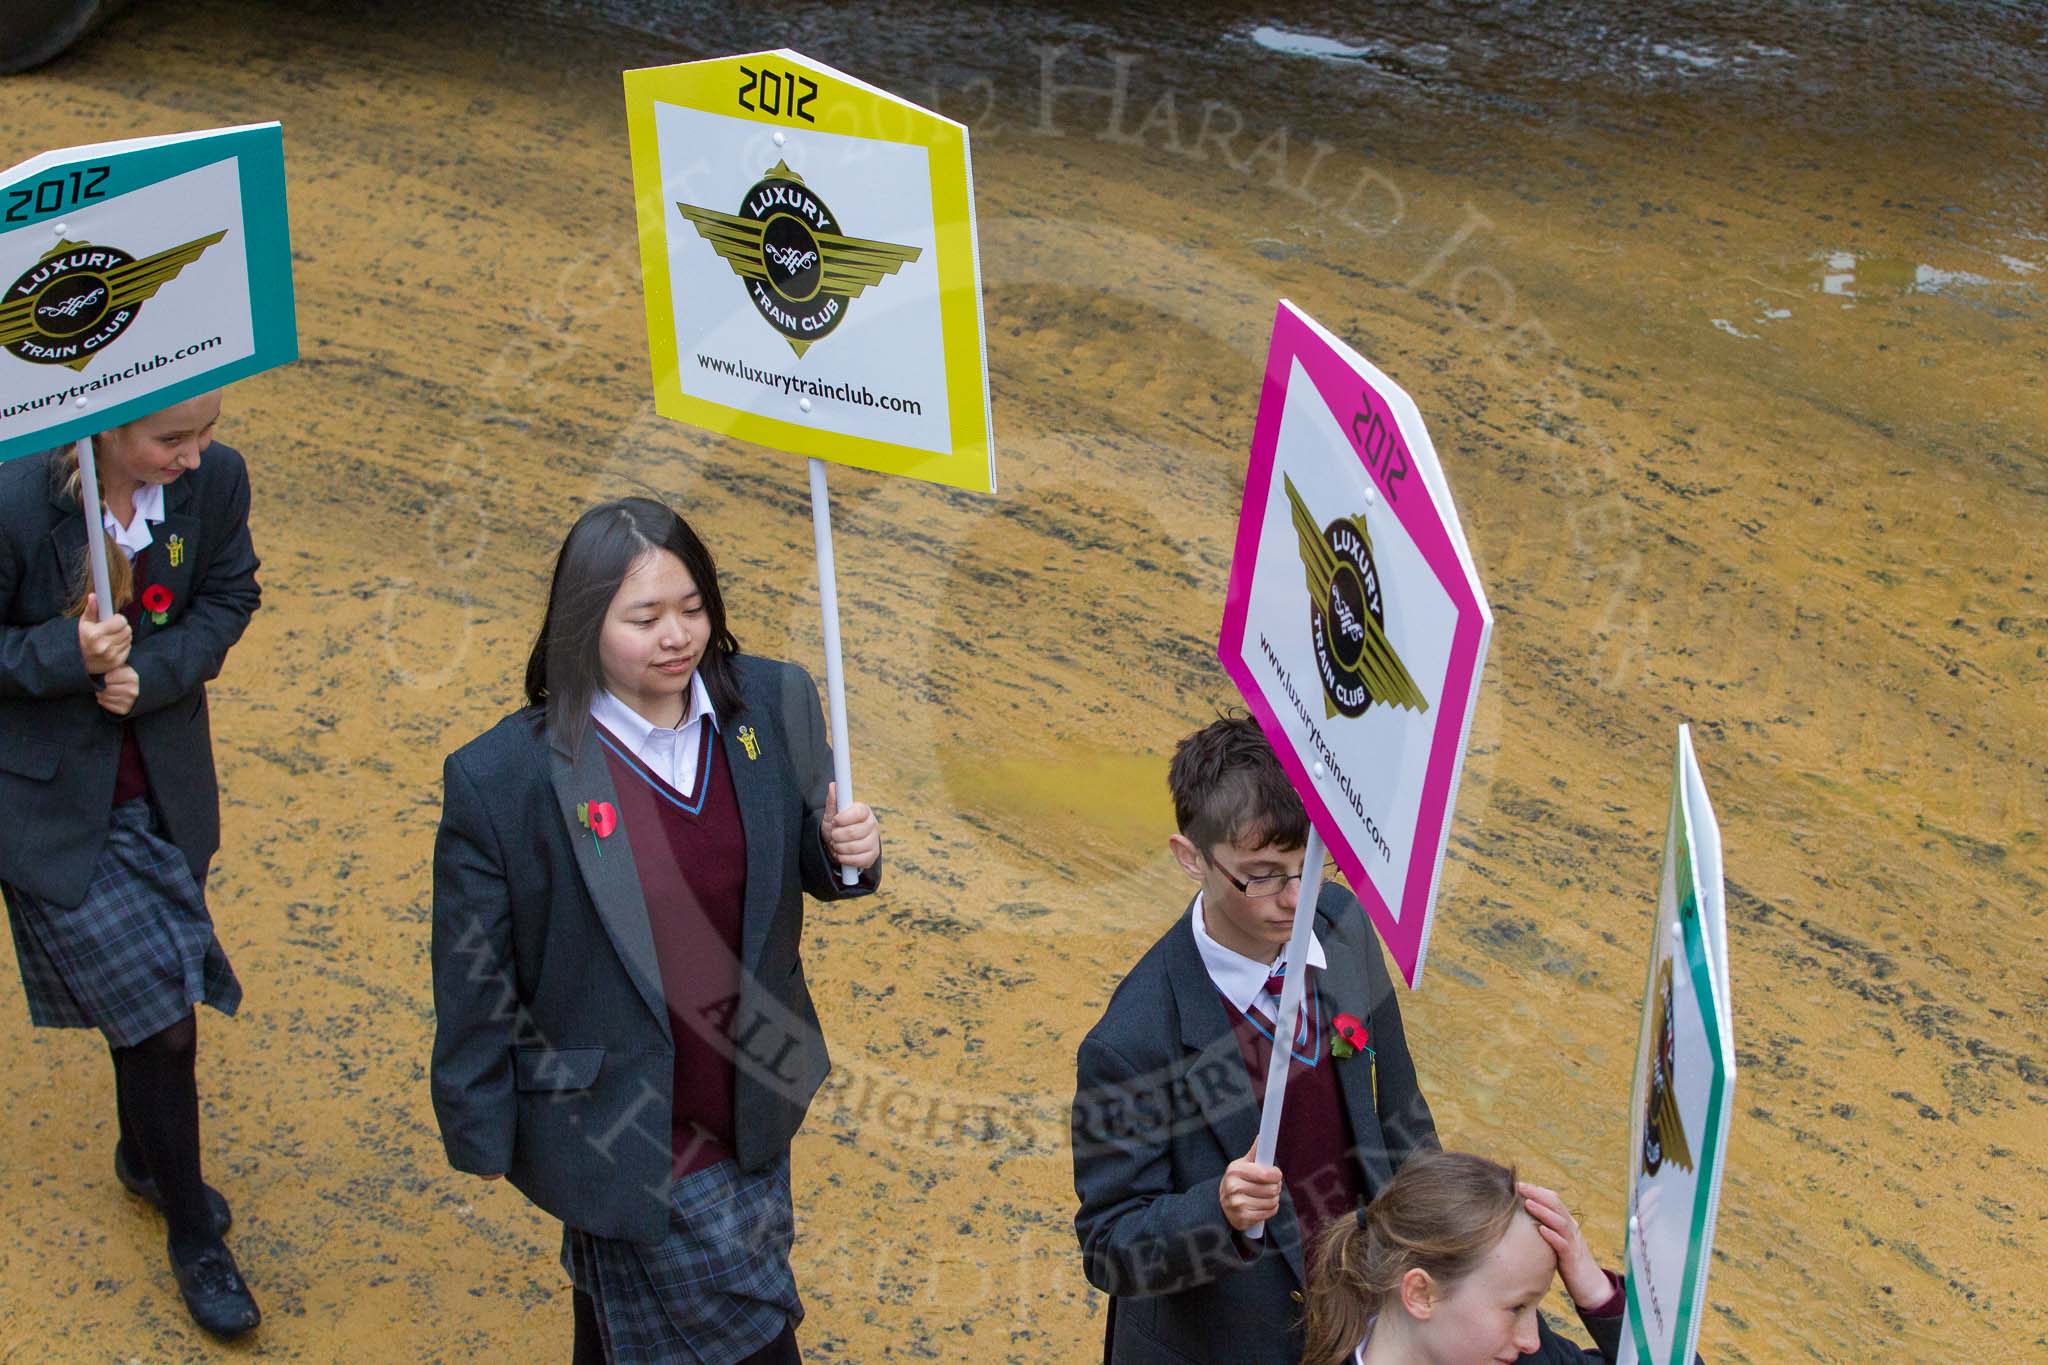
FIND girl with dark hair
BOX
[0,390,262,1337]
[1304,1151,1696,1365]
[430,496,879,1365]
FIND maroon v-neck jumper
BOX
[1222,985,1365,1267]
[598,720,749,1177]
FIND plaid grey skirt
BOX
[2,798,241,1048]
[562,1156,802,1365]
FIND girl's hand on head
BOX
[1519,1181,1609,1308]
[95,665,139,717]
[822,782,880,871]
[78,595,132,673]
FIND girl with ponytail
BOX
[0,389,263,1338]
[1304,1151,1689,1365]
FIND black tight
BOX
[108,1012,208,1252]
[571,1289,605,1365]
[744,1322,801,1364]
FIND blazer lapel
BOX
[136,511,201,638]
[1320,918,1395,1196]
[146,465,201,629]
[1166,908,1263,1171]
[548,732,672,1040]
[46,482,86,594]
[724,711,784,974]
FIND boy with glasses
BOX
[1071,716,1439,1364]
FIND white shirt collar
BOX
[1190,890,1327,1016]
[589,673,717,748]
[102,481,165,560]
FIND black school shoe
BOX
[114,1141,233,1237]
[167,1236,262,1339]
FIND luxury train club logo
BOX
[1285,473,1429,719]
[0,231,225,372]
[1641,956,1695,1178]
[677,160,920,358]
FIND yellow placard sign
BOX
[624,50,995,492]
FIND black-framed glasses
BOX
[1205,852,1337,900]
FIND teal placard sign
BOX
[0,122,296,461]
[1619,725,1735,1365]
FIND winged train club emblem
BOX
[1284,473,1428,719]
[677,160,919,358]
[1641,956,1696,1177]
[2,232,227,372]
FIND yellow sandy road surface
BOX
[1,2,2042,1360]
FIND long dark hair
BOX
[1302,1152,1524,1364]
[524,497,743,751]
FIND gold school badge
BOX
[0,232,226,372]
[676,161,920,358]
[1641,957,1696,1177]
[737,725,761,761]
[166,534,185,568]
[1285,473,1428,719]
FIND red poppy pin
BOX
[1330,1012,1373,1061]
[139,583,173,626]
[577,800,618,856]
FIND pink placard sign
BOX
[1219,301,1493,987]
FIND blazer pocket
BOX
[1126,1303,1211,1364]
[0,736,59,781]
[512,1046,605,1092]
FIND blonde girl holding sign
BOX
[0,389,262,1337]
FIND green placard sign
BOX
[1620,725,1735,1365]
[1,122,296,462]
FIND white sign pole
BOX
[1246,823,1327,1240]
[808,457,859,887]
[70,417,114,623]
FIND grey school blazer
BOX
[429,654,877,1244]
[0,443,260,907]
